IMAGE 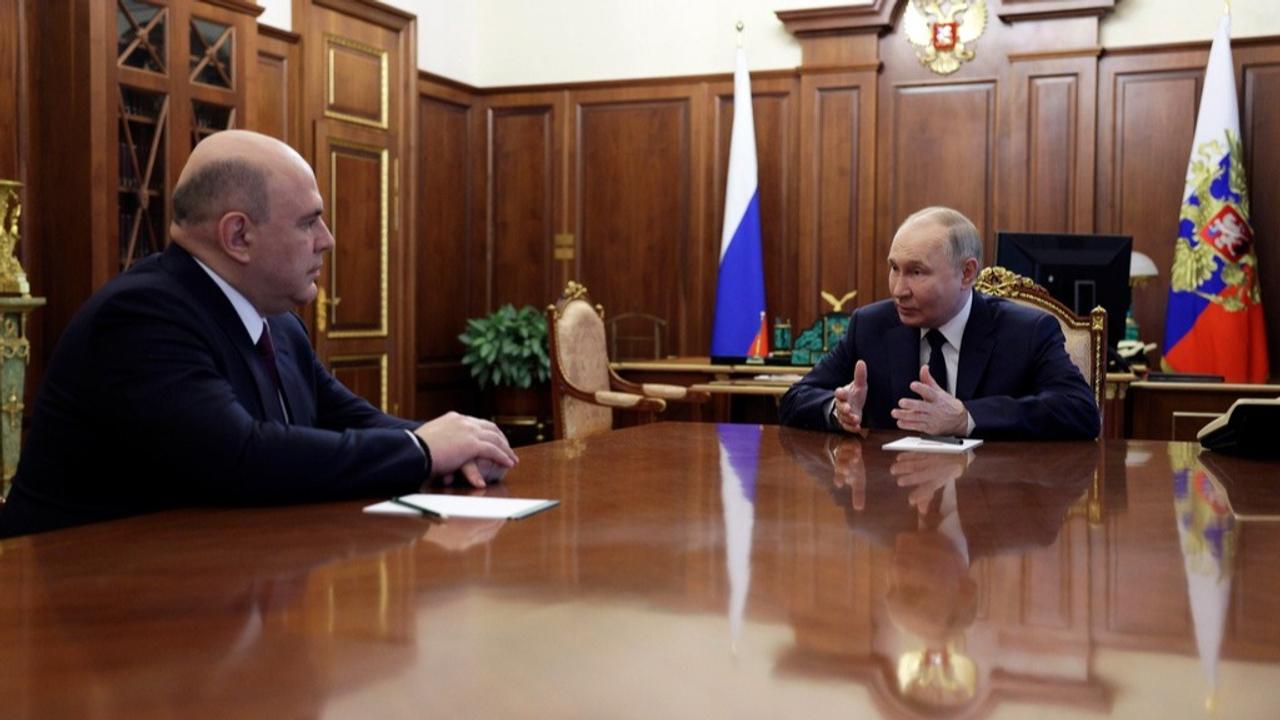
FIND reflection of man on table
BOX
[1,130,516,538]
[779,206,1099,440]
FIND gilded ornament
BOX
[903,0,988,76]
[0,181,31,296]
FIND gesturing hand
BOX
[833,360,870,435]
[890,365,970,436]
[414,412,518,488]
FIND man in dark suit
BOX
[779,206,1099,440]
[0,130,516,537]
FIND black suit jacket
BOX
[1,244,426,537]
[779,292,1100,440]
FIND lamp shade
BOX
[1130,250,1158,279]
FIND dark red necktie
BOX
[255,326,283,393]
[926,328,949,393]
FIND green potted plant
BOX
[458,304,551,419]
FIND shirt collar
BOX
[924,290,973,350]
[192,256,265,344]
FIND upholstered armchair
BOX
[974,266,1107,411]
[546,281,709,440]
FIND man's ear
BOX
[216,211,252,265]
[960,257,979,288]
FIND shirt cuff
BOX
[964,412,976,437]
[826,396,840,431]
[405,430,433,475]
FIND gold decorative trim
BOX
[324,34,389,129]
[326,140,389,339]
[550,280,604,321]
[330,352,388,411]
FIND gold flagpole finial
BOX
[1224,0,1231,16]
[735,20,744,48]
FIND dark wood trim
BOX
[257,23,301,43]
[775,1,897,37]
[1103,34,1280,58]
[1006,47,1104,62]
[199,0,264,17]
[478,67,801,96]
[311,0,413,30]
[418,70,481,95]
[997,0,1115,22]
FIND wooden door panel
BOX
[330,353,388,411]
[325,138,387,336]
[323,34,387,129]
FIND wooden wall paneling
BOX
[250,24,302,150]
[708,75,799,338]
[876,79,998,298]
[1096,48,1207,371]
[0,0,24,182]
[416,74,480,418]
[797,68,877,322]
[481,91,566,312]
[569,83,707,355]
[999,52,1098,237]
[1238,42,1280,379]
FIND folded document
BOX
[364,494,559,520]
[882,436,983,454]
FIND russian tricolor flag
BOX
[711,46,767,358]
[1162,13,1268,382]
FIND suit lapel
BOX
[956,291,996,401]
[265,316,304,424]
[159,244,285,423]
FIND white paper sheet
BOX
[881,436,983,454]
[363,494,559,520]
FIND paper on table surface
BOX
[881,436,983,454]
[363,494,559,520]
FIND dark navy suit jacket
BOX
[779,292,1100,440]
[0,244,425,537]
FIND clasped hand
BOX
[835,363,969,436]
[413,412,518,488]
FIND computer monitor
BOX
[995,232,1132,351]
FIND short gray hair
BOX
[172,158,270,226]
[901,206,983,269]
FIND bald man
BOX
[0,130,516,537]
[780,206,1099,440]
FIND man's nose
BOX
[317,220,335,252]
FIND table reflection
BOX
[777,428,1096,716]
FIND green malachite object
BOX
[791,290,856,366]
[0,181,46,491]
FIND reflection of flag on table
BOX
[1163,14,1268,382]
[1171,445,1237,711]
[711,46,767,357]
[719,424,760,648]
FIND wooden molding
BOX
[200,0,265,16]
[417,70,482,95]
[998,0,1116,22]
[257,23,301,44]
[1006,46,1103,62]
[1102,34,1280,58]
[312,0,414,31]
[478,67,801,96]
[776,1,897,38]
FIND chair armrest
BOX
[641,383,710,404]
[594,390,667,412]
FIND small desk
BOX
[3,424,1279,717]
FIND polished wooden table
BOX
[3,424,1279,719]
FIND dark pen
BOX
[391,497,449,520]
[920,434,965,445]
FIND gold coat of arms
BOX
[903,0,988,76]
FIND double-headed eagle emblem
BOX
[903,0,988,76]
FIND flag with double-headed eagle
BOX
[1163,14,1268,383]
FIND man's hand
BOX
[414,412,517,488]
[833,360,870,435]
[890,365,969,436]
[829,437,867,511]
[889,451,970,511]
